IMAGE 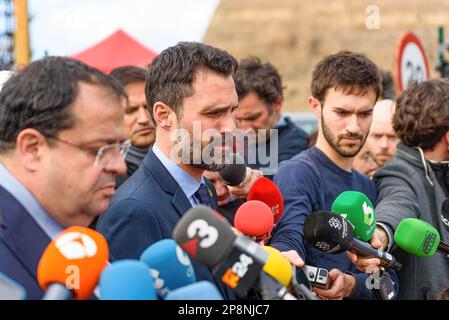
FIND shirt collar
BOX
[0,163,64,239]
[275,113,287,128]
[152,144,205,199]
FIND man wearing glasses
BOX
[0,57,128,299]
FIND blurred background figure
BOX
[365,99,398,167]
[353,144,378,178]
[110,66,155,188]
[233,56,308,179]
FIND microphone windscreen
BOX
[99,260,157,300]
[0,272,26,300]
[37,226,109,300]
[441,197,449,233]
[394,218,440,257]
[140,239,196,298]
[247,177,284,223]
[304,211,354,254]
[261,246,292,288]
[219,153,246,186]
[234,200,274,237]
[173,205,236,267]
[164,281,223,300]
[331,191,376,241]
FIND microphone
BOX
[0,273,26,300]
[260,246,292,288]
[394,218,449,257]
[140,239,196,298]
[173,205,296,300]
[219,153,246,186]
[164,281,223,300]
[304,211,402,271]
[441,197,449,233]
[99,260,157,300]
[234,200,274,242]
[247,177,284,223]
[37,226,109,300]
[331,191,376,241]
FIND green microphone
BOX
[331,191,376,241]
[394,218,449,257]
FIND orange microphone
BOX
[234,200,274,243]
[37,226,109,300]
[247,177,284,223]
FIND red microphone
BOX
[247,177,284,223]
[37,226,109,300]
[234,200,274,243]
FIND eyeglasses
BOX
[46,136,130,168]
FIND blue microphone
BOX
[140,239,196,298]
[99,260,157,300]
[164,281,223,300]
[0,273,26,300]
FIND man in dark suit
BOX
[97,42,261,300]
[0,57,128,299]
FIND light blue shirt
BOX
[275,113,288,128]
[0,164,64,239]
[152,144,205,206]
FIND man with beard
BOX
[269,51,398,299]
[96,42,257,299]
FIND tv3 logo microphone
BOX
[221,254,254,288]
[186,219,219,249]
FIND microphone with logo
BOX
[172,205,297,300]
[99,260,157,300]
[234,200,274,244]
[140,239,196,299]
[304,211,402,271]
[165,281,223,300]
[247,177,284,223]
[37,226,109,300]
[441,197,449,234]
[219,153,247,186]
[331,191,376,241]
[394,218,449,257]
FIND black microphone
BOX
[219,153,246,186]
[441,197,449,233]
[173,205,296,300]
[304,211,402,271]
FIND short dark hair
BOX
[110,65,147,87]
[394,79,449,150]
[234,56,283,113]
[0,56,124,152]
[311,51,382,105]
[145,41,238,122]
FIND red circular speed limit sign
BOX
[395,32,430,93]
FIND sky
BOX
[28,0,220,59]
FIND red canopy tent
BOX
[71,29,157,73]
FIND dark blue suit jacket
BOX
[96,149,235,299]
[0,186,50,300]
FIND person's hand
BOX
[281,250,304,268]
[346,227,388,273]
[313,269,356,300]
[228,167,263,199]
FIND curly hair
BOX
[394,79,449,150]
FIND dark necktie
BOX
[194,183,211,207]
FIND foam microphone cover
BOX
[394,218,440,257]
[234,200,274,237]
[331,191,376,241]
[441,197,449,233]
[261,246,292,288]
[304,211,354,254]
[219,153,246,186]
[247,177,284,223]
[37,226,109,300]
[164,281,223,300]
[140,239,196,298]
[99,260,157,300]
[173,205,237,267]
